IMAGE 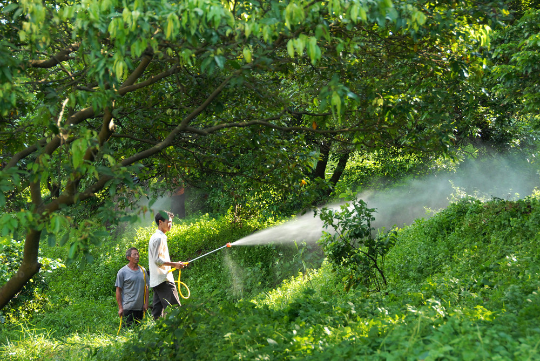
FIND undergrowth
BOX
[94,195,540,360]
[4,196,540,360]
[0,213,316,359]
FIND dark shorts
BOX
[123,309,144,327]
[152,281,180,320]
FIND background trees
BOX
[0,0,510,309]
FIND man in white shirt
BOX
[148,210,187,319]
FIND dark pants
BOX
[152,281,180,320]
[123,309,144,327]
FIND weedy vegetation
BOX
[3,193,540,360]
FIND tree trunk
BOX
[311,141,331,180]
[0,229,42,310]
[171,187,186,219]
[329,152,351,187]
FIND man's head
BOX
[155,210,174,233]
[126,247,140,264]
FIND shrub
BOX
[316,196,397,292]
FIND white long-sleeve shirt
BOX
[148,229,175,287]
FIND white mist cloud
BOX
[233,155,539,246]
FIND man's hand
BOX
[118,307,124,317]
[143,302,149,312]
[172,261,187,269]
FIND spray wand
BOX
[168,242,232,299]
[187,242,232,263]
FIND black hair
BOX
[126,247,138,260]
[155,210,174,226]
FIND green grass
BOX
[4,196,540,359]
[0,322,123,361]
[94,196,540,360]
[0,213,300,360]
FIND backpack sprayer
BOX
[168,242,232,299]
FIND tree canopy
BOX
[0,0,512,309]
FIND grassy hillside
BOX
[0,213,316,359]
[95,195,540,360]
[3,195,540,360]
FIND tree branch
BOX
[185,117,373,136]
[4,51,156,171]
[118,65,179,95]
[29,43,80,68]
[119,73,236,166]
[4,107,96,170]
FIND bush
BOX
[317,196,397,292]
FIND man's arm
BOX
[116,287,123,317]
[149,236,186,270]
[161,261,187,269]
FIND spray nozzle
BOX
[226,243,231,248]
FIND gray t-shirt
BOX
[115,265,149,311]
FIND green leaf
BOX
[52,215,61,233]
[93,231,109,240]
[359,7,367,21]
[294,36,306,56]
[201,56,214,73]
[347,91,359,100]
[307,37,320,65]
[214,55,225,69]
[243,47,252,63]
[331,91,341,115]
[350,4,359,23]
[368,325,379,338]
[2,67,12,82]
[48,234,56,247]
[166,13,177,39]
[287,39,295,58]
[3,3,18,14]
[59,232,70,246]
[68,242,78,259]
[71,138,87,169]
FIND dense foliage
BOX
[0,213,319,334]
[2,170,540,359]
[0,0,511,308]
[0,238,64,323]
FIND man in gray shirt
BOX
[115,247,149,327]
